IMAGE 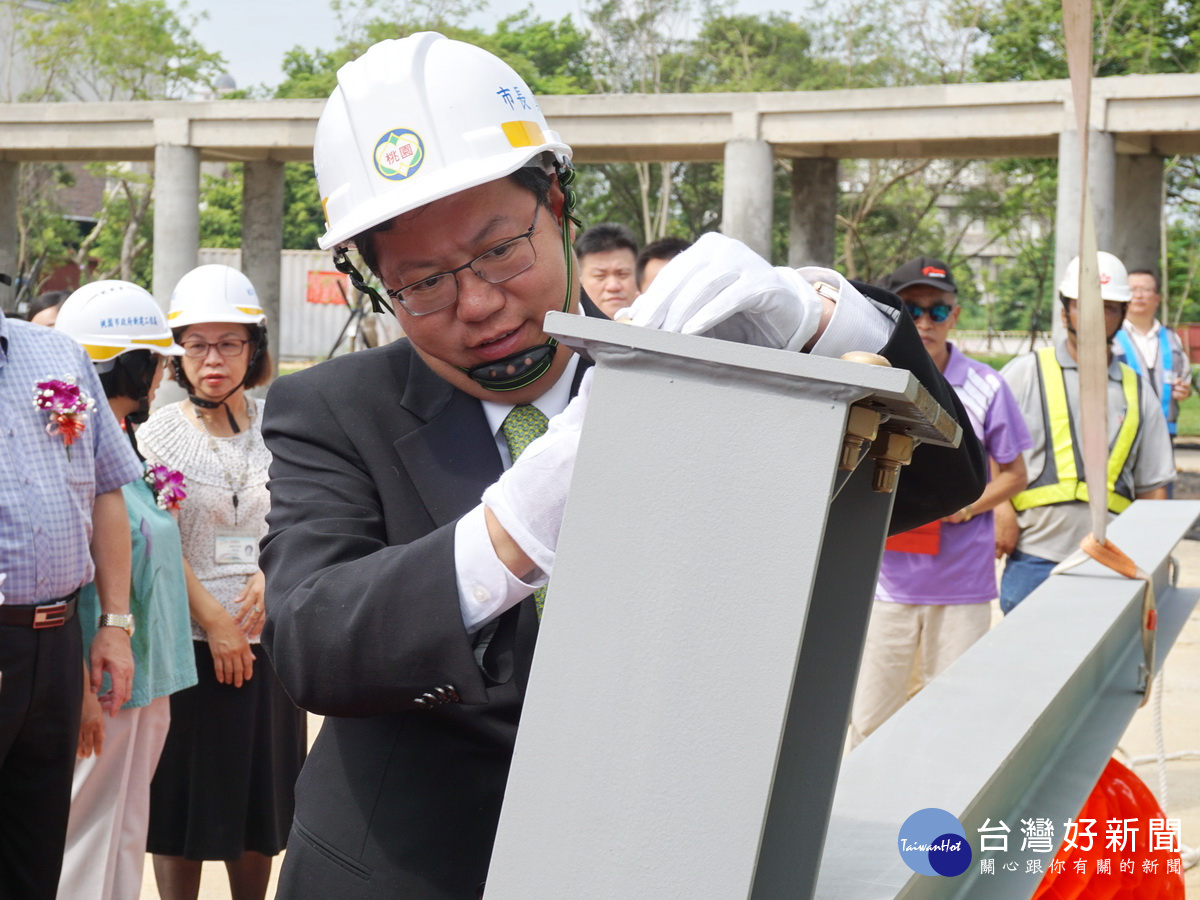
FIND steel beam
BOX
[816,500,1200,899]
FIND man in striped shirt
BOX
[0,304,143,896]
[850,257,1032,746]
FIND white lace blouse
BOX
[136,400,271,643]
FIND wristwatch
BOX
[98,613,135,637]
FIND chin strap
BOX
[333,248,394,316]
[462,160,582,392]
[187,393,242,432]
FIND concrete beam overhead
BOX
[2,72,1200,165]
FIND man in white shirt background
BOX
[1116,269,1191,438]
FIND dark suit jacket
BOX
[260,286,984,899]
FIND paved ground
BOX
[136,451,1200,899]
[1116,536,1200,896]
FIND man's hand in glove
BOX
[614,232,835,351]
[482,368,593,579]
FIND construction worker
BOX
[996,252,1175,613]
[258,32,985,898]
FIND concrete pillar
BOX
[0,160,17,311]
[722,139,774,261]
[1053,129,1116,340]
[1112,154,1164,274]
[151,142,200,307]
[788,158,838,268]
[242,159,285,375]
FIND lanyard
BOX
[1115,327,1173,429]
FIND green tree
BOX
[12,0,224,291]
[272,47,344,100]
[18,0,223,101]
[961,0,1200,324]
[963,0,1200,82]
[671,12,818,92]
[199,162,327,252]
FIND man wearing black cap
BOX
[880,258,957,366]
[849,257,1032,745]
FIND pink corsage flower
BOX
[33,376,95,459]
[144,464,187,511]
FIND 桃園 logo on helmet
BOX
[373,128,425,181]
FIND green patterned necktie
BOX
[501,404,551,619]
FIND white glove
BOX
[0,572,5,604]
[482,368,593,576]
[614,232,824,351]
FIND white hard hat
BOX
[56,280,184,363]
[314,32,573,250]
[1059,251,1132,303]
[168,264,266,328]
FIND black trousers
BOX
[0,615,83,900]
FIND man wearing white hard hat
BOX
[259,32,985,898]
[996,251,1175,613]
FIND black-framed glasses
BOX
[180,338,251,358]
[386,203,541,316]
[905,302,954,323]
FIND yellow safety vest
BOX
[1012,346,1141,514]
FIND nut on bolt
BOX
[868,431,914,494]
[840,406,882,471]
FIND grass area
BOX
[966,352,1015,372]
[278,362,315,378]
[1177,391,1200,437]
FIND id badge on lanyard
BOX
[215,532,259,565]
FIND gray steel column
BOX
[486,313,961,900]
[151,137,200,307]
[1053,129,1115,340]
[789,157,838,268]
[0,160,17,310]
[242,159,285,376]
[1113,154,1164,274]
[722,138,775,260]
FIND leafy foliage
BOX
[10,0,225,299]
[17,0,224,101]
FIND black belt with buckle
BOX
[0,592,80,629]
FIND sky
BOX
[175,0,794,93]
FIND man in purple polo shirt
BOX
[849,257,1033,747]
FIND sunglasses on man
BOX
[905,302,954,323]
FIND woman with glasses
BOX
[136,264,305,900]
